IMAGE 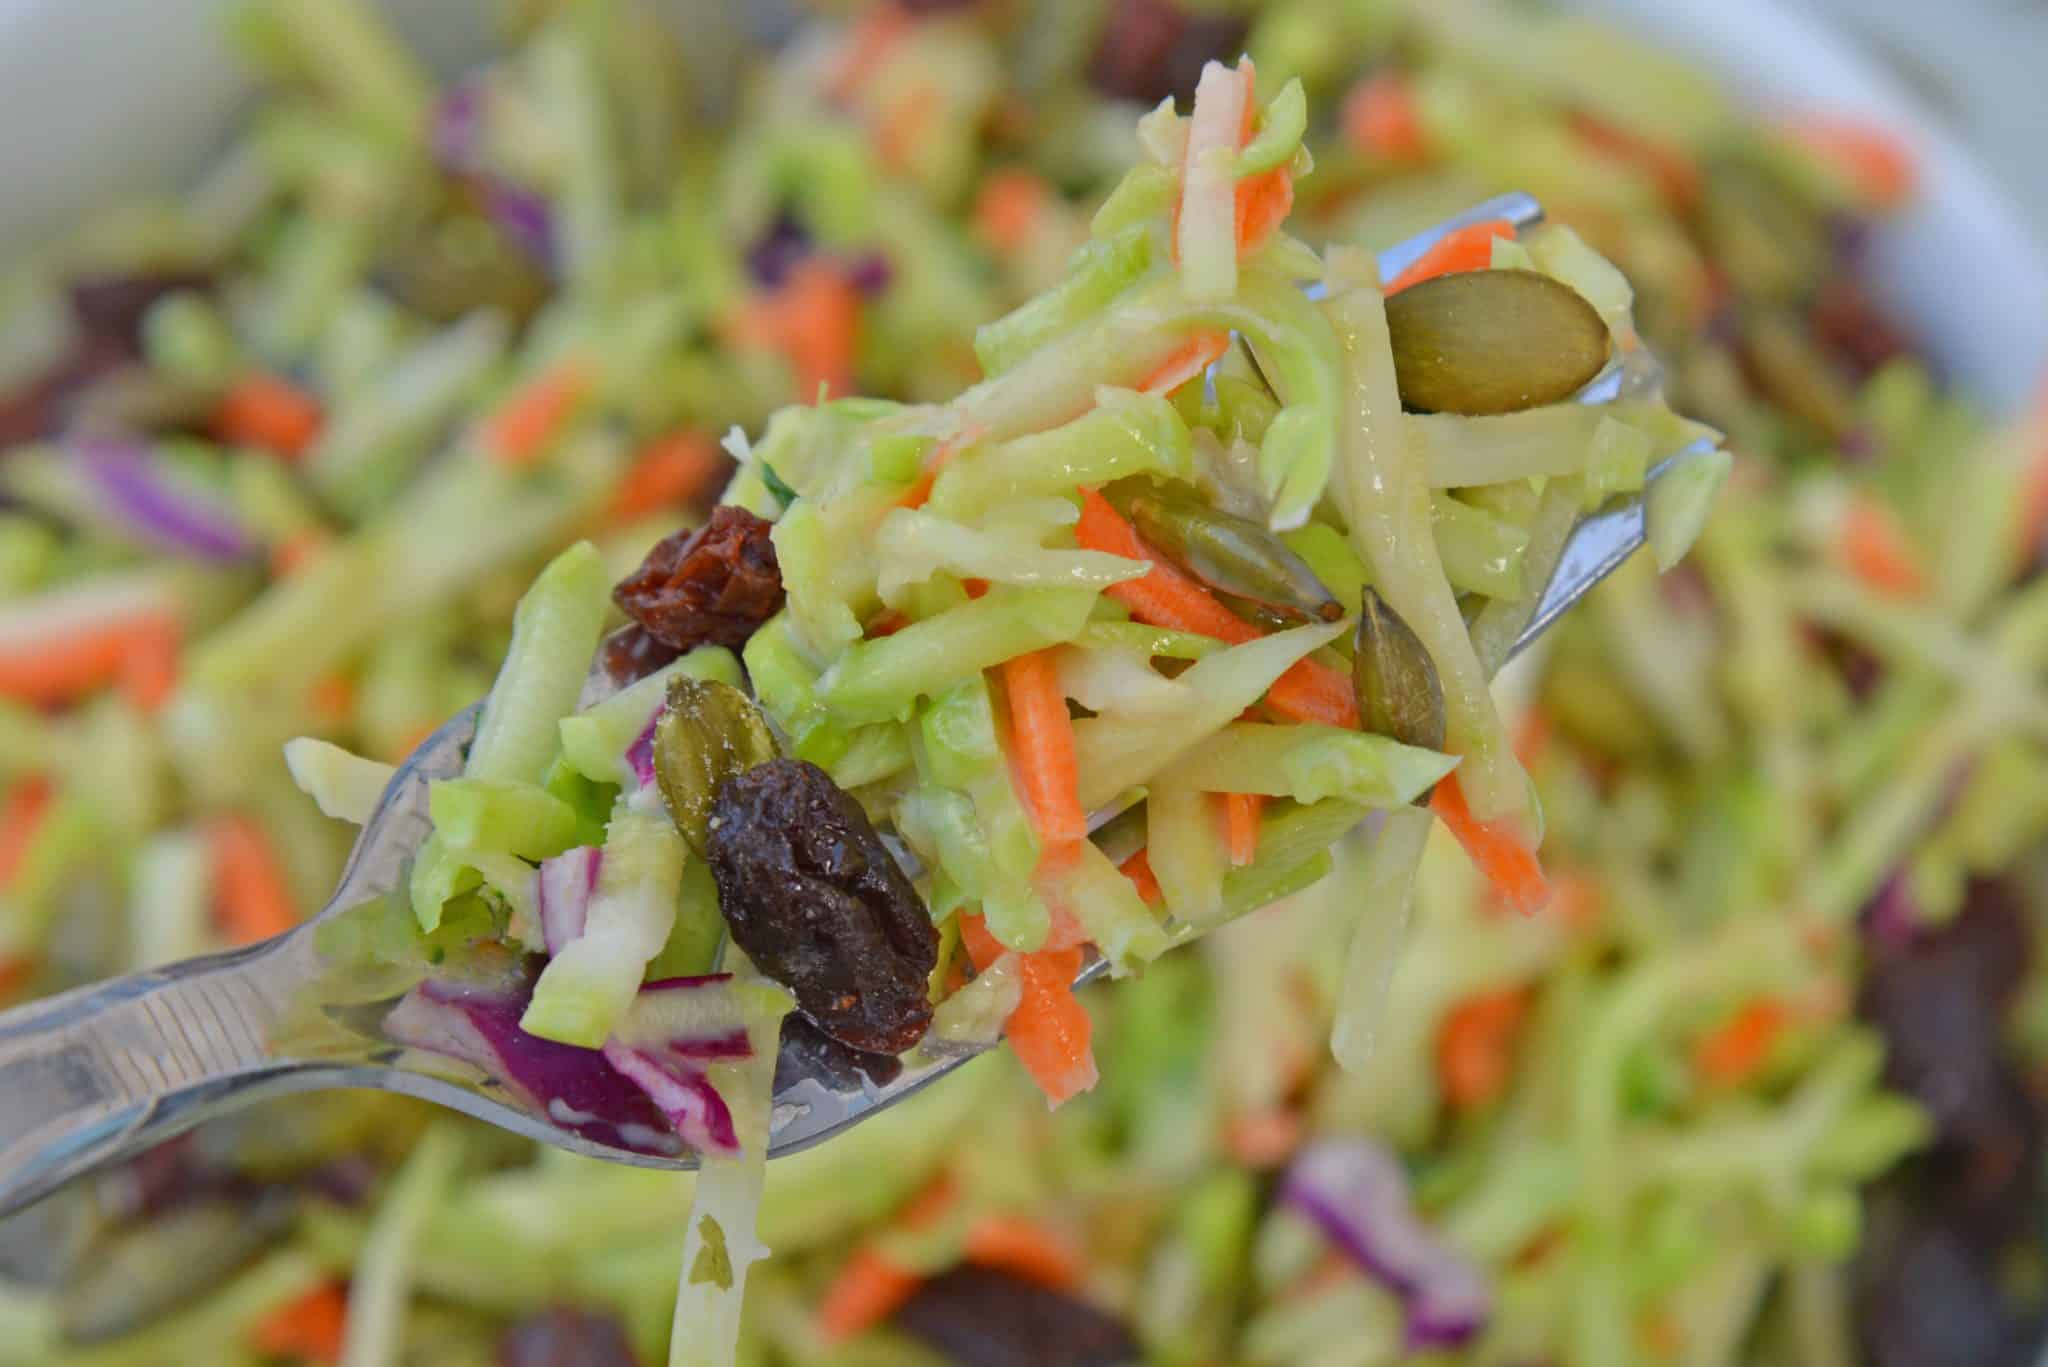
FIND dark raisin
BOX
[69,270,212,352]
[705,759,936,1054]
[602,625,684,687]
[612,505,784,654]
[896,1265,1140,1367]
[1088,0,1248,107]
[773,1012,904,1095]
[499,1307,639,1367]
[1810,273,1916,382]
[1854,879,2048,1364]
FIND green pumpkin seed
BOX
[1385,269,1611,416]
[1107,480,1343,623]
[654,675,779,855]
[1353,588,1447,752]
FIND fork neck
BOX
[0,933,315,1217]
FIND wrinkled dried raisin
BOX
[612,505,783,654]
[705,759,936,1054]
[601,625,684,688]
[896,1265,1140,1367]
[1088,0,1247,107]
[499,1307,638,1367]
[70,271,213,352]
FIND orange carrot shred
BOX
[973,170,1054,256]
[1569,113,1702,210]
[214,373,323,460]
[729,262,861,404]
[1234,167,1294,258]
[606,432,724,525]
[959,912,1097,1106]
[0,776,55,892]
[896,426,984,511]
[817,1248,921,1343]
[1837,494,1925,598]
[1382,220,1516,295]
[251,1280,349,1364]
[1342,72,1429,162]
[1437,986,1530,1108]
[482,362,588,468]
[963,1216,1083,1290]
[1073,488,1359,727]
[1429,773,1550,915]
[1000,650,1086,861]
[0,608,183,707]
[118,615,180,714]
[1224,792,1261,866]
[817,1173,959,1342]
[1782,116,1916,206]
[208,814,299,944]
[307,671,356,724]
[269,529,330,578]
[1118,848,1163,905]
[828,2,911,104]
[0,957,30,1000]
[877,82,940,173]
[1693,998,1791,1086]
[1139,330,1230,397]
[1224,1106,1304,1166]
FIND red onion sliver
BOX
[73,436,255,562]
[537,846,602,955]
[385,979,683,1157]
[600,1041,741,1158]
[1280,1139,1491,1349]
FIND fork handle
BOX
[0,941,293,1217]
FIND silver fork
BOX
[0,192,1703,1216]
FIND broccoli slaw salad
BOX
[2,1,2045,1365]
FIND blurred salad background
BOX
[2,0,2047,1364]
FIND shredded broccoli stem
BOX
[1325,264,1529,824]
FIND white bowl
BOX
[3,0,2042,409]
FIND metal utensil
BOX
[0,192,1702,1216]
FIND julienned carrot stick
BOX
[828,2,911,104]
[0,609,183,707]
[0,777,54,892]
[817,1249,919,1343]
[974,169,1054,256]
[1224,792,1261,866]
[897,426,984,511]
[1382,220,1516,295]
[482,361,589,467]
[215,373,323,459]
[1074,489,1359,728]
[1429,773,1550,915]
[817,1175,957,1341]
[963,1216,1082,1289]
[876,82,940,173]
[1569,113,1702,210]
[1118,848,1162,905]
[251,1280,349,1364]
[1000,650,1086,861]
[730,261,862,404]
[960,913,1097,1107]
[1437,986,1530,1108]
[1781,116,1916,206]
[606,432,723,524]
[1837,494,1925,598]
[1342,72,1428,162]
[208,814,299,944]
[118,615,180,713]
[1139,331,1230,397]
[1693,997,1791,1086]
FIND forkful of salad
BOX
[0,62,1729,1232]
